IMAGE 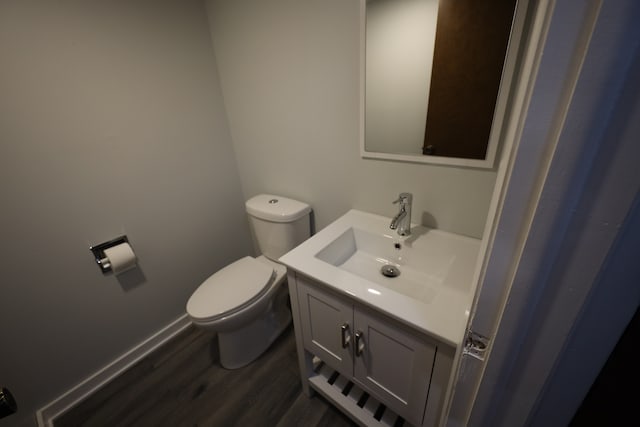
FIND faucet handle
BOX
[392,192,412,205]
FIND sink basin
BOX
[315,227,440,303]
[279,209,481,346]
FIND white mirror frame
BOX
[359,0,522,169]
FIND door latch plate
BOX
[464,330,489,361]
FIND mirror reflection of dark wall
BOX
[423,0,518,159]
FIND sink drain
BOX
[380,264,400,278]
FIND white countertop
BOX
[279,209,481,347]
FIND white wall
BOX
[366,0,439,155]
[0,1,251,425]
[206,0,496,239]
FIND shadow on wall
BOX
[421,211,438,229]
[115,267,147,292]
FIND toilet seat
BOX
[186,256,275,322]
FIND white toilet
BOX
[186,194,311,369]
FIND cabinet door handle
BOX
[355,331,365,356]
[341,323,351,348]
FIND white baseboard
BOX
[36,314,192,427]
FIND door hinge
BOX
[463,330,489,361]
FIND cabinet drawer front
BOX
[354,308,436,426]
[297,279,353,375]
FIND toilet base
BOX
[217,285,291,369]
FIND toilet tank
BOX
[245,194,312,261]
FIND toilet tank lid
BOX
[246,194,311,223]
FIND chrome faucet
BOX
[390,192,412,236]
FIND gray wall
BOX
[0,1,251,425]
[206,0,497,239]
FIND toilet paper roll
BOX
[103,242,137,275]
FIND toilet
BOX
[186,194,311,369]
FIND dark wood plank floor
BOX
[55,324,357,427]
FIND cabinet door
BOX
[297,278,354,376]
[353,307,436,426]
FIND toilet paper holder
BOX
[89,235,130,274]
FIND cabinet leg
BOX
[288,273,316,398]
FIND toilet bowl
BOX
[186,194,311,369]
[187,255,290,368]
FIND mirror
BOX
[360,0,521,168]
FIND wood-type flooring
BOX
[55,324,356,427]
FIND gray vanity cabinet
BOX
[294,275,442,427]
[353,308,436,425]
[298,278,354,374]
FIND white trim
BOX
[361,150,494,169]
[36,314,192,427]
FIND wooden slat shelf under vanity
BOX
[309,357,409,427]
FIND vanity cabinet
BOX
[290,273,454,427]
